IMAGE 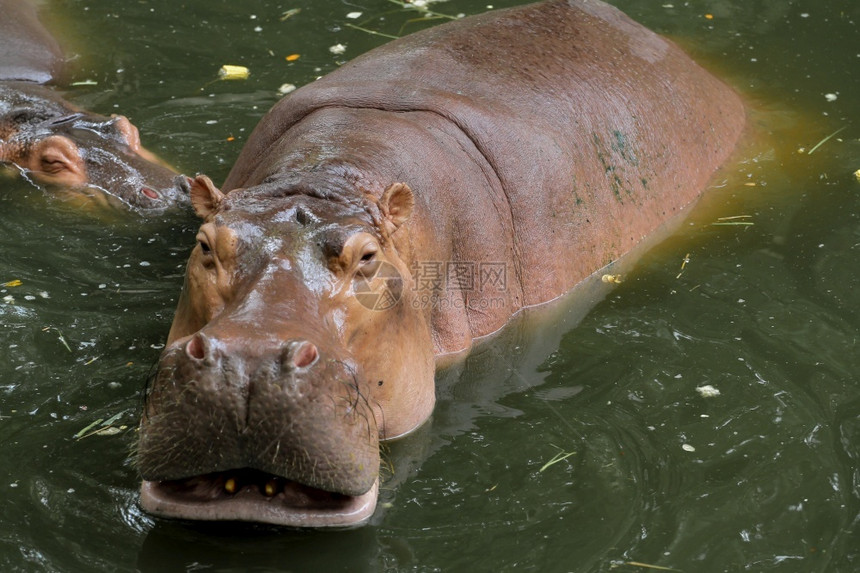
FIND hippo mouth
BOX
[140,469,378,528]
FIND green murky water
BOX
[1,0,858,571]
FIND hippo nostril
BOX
[291,341,319,369]
[141,187,161,200]
[186,334,207,361]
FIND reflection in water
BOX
[140,521,381,572]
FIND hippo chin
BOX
[0,0,187,211]
[138,0,746,527]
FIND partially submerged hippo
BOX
[0,0,186,211]
[138,0,745,526]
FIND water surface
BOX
[0,0,858,571]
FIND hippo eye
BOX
[196,232,213,258]
[359,248,377,265]
[40,159,66,174]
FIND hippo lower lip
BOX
[140,469,378,528]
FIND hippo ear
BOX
[379,182,414,232]
[111,115,142,152]
[189,174,225,219]
[110,113,172,167]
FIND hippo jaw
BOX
[140,471,379,528]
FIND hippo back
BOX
[0,0,64,83]
[225,0,746,351]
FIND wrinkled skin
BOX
[0,0,187,211]
[138,0,746,527]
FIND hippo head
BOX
[0,107,186,211]
[137,174,435,527]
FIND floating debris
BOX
[712,215,754,226]
[345,23,400,40]
[824,93,838,102]
[623,561,682,572]
[346,11,363,19]
[217,65,250,80]
[329,44,347,55]
[676,252,691,279]
[681,444,696,452]
[42,326,71,352]
[539,446,576,472]
[278,83,297,96]
[74,411,127,440]
[280,8,301,21]
[807,125,847,155]
[696,384,721,398]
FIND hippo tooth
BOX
[224,477,238,494]
[263,479,278,497]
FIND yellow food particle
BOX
[226,136,235,142]
[2,279,22,287]
[286,54,300,62]
[217,65,250,80]
[854,168,860,182]
[601,274,622,284]
[705,13,714,19]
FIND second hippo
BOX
[0,0,187,211]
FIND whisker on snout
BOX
[332,359,378,440]
[138,359,162,423]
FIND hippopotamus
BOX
[137,0,746,527]
[0,0,186,211]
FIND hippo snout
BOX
[137,329,380,505]
[183,333,318,371]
